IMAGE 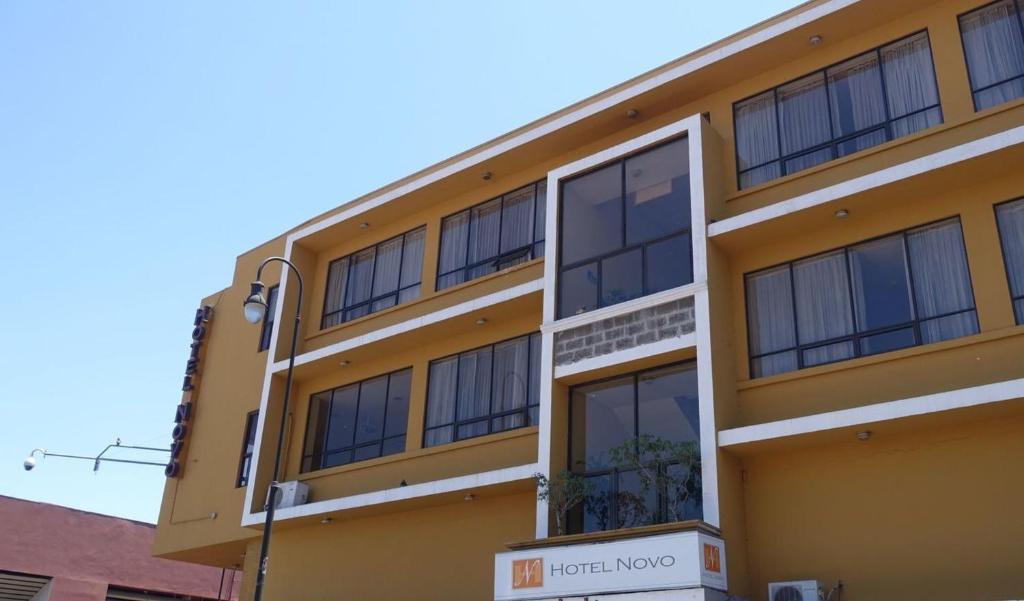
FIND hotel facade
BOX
[153,0,1024,599]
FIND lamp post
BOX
[242,257,304,601]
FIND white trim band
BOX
[271,278,544,372]
[708,125,1024,238]
[242,463,539,526]
[718,377,1024,447]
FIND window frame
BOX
[994,197,1024,323]
[958,0,1024,111]
[555,135,694,319]
[257,285,279,352]
[566,360,701,533]
[435,180,547,292]
[422,332,541,448]
[732,29,943,190]
[236,410,259,488]
[320,226,426,329]
[743,216,979,379]
[300,367,412,473]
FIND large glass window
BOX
[746,218,978,378]
[557,137,692,318]
[301,368,411,472]
[423,333,541,447]
[236,411,259,487]
[258,285,279,352]
[321,227,426,329]
[437,181,546,291]
[734,31,941,189]
[960,0,1024,110]
[996,198,1024,322]
[569,362,701,534]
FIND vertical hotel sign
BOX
[494,531,727,600]
[165,305,213,478]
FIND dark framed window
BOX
[423,333,541,447]
[557,137,693,319]
[258,285,279,352]
[745,217,978,379]
[959,0,1024,110]
[321,227,426,329]
[301,368,411,472]
[437,180,547,291]
[995,198,1024,322]
[568,362,702,534]
[236,411,259,487]
[734,31,942,190]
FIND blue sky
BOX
[0,0,801,523]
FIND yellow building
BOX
[153,0,1024,599]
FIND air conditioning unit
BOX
[768,581,819,601]
[269,481,309,509]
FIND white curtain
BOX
[492,337,529,412]
[907,219,978,343]
[960,0,1024,109]
[827,52,886,137]
[746,266,798,377]
[344,247,375,308]
[534,181,547,245]
[468,199,501,264]
[400,227,425,299]
[425,357,459,446]
[778,73,832,157]
[323,257,349,327]
[500,186,535,254]
[882,32,942,136]
[735,90,781,188]
[997,199,1024,322]
[438,211,469,290]
[372,236,403,298]
[457,347,492,420]
[792,251,855,366]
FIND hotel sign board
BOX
[494,531,727,600]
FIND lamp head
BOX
[24,449,43,471]
[243,281,268,324]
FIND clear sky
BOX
[0,0,802,523]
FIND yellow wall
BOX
[741,410,1024,601]
[239,492,536,601]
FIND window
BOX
[746,218,978,378]
[996,198,1024,322]
[734,31,941,189]
[301,369,411,472]
[258,285,279,352]
[437,181,547,291]
[557,137,692,318]
[236,411,259,487]
[569,362,701,534]
[321,227,426,329]
[960,0,1024,110]
[423,333,541,447]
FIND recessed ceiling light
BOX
[464,493,476,502]
[475,318,488,326]
[339,360,350,367]
[835,208,849,219]
[482,171,493,181]
[809,35,823,46]
[320,517,333,524]
[856,430,872,441]
[359,222,370,229]
[626,108,639,119]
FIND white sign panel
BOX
[494,531,727,601]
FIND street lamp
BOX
[24,440,169,472]
[243,257,304,601]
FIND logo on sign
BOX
[703,543,721,573]
[512,558,543,589]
